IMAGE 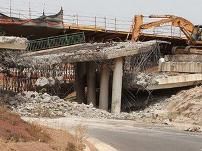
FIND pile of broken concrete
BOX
[9,91,140,120]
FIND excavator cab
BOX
[192,25,202,41]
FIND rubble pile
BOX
[135,72,158,87]
[0,51,16,72]
[5,86,202,132]
[164,86,202,126]
[125,72,168,88]
[35,77,64,87]
[9,91,138,119]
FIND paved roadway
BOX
[88,125,202,151]
[24,117,202,151]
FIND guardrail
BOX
[0,8,133,33]
[63,14,132,32]
[27,32,85,51]
[0,8,186,40]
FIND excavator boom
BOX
[131,15,202,45]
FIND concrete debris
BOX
[23,55,63,66]
[0,36,28,50]
[102,41,157,52]
[10,91,138,119]
[35,77,50,87]
[35,77,64,87]
[4,86,202,132]
[184,126,201,132]
[136,72,157,87]
[0,51,19,70]
[0,36,26,44]
[125,72,169,88]
[141,86,202,131]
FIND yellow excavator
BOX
[131,15,202,54]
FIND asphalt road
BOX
[24,117,202,151]
[88,126,202,151]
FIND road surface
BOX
[23,117,202,151]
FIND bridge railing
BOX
[27,32,85,51]
[0,7,187,39]
[63,14,132,32]
[0,8,133,33]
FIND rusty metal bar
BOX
[0,64,76,93]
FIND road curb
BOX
[87,137,117,151]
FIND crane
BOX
[131,15,202,54]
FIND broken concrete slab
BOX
[0,36,28,50]
[160,62,202,73]
[147,74,202,90]
[21,41,162,65]
[124,72,202,90]
[165,55,202,62]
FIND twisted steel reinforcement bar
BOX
[0,64,75,92]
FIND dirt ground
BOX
[0,128,84,151]
[0,106,87,151]
[146,86,202,132]
[165,86,202,130]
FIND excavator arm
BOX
[131,15,200,45]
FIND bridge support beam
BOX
[75,62,86,104]
[87,62,97,106]
[99,64,110,111]
[111,58,123,114]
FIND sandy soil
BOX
[0,106,86,151]
[0,128,79,151]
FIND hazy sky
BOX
[0,0,201,24]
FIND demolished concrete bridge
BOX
[21,41,160,113]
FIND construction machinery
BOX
[131,15,202,54]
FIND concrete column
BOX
[99,64,110,111]
[87,62,96,106]
[75,62,86,104]
[111,58,123,114]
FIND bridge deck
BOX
[22,41,160,64]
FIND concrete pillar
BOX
[111,58,123,114]
[99,64,110,111]
[87,62,96,106]
[75,62,86,104]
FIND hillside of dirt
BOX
[0,106,50,142]
[0,106,86,151]
[143,86,202,132]
[165,86,202,126]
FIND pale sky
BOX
[0,0,201,25]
